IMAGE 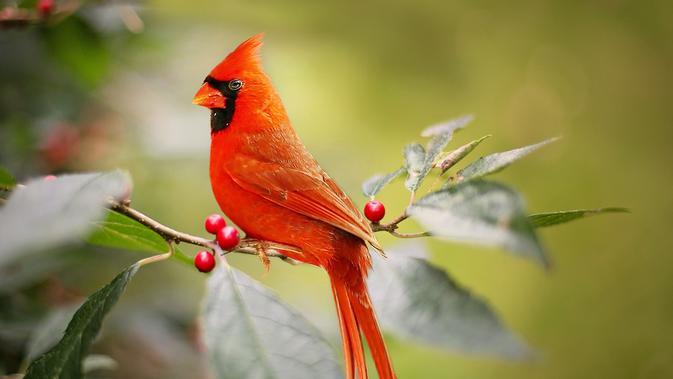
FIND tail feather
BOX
[331,277,396,379]
[350,290,395,379]
[331,278,367,379]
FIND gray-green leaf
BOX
[0,171,131,266]
[368,243,531,359]
[404,143,427,191]
[405,115,475,192]
[408,181,548,267]
[25,264,139,379]
[362,167,406,198]
[435,135,491,173]
[457,137,559,182]
[421,114,474,137]
[204,263,342,379]
[419,132,453,183]
[0,166,16,189]
[529,207,628,228]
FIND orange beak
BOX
[192,83,226,109]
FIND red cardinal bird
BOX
[193,34,395,379]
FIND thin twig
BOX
[389,230,431,239]
[137,242,174,267]
[371,213,408,233]
[371,212,431,238]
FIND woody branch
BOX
[108,199,429,263]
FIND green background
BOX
[1,0,671,378]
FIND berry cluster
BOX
[194,214,240,273]
[195,202,383,273]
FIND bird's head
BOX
[193,33,271,132]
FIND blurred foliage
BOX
[3,132,601,377]
[1,0,671,378]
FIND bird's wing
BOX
[223,153,383,253]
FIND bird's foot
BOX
[256,241,271,272]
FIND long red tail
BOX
[330,276,396,379]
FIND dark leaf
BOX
[408,181,548,267]
[204,262,342,379]
[362,167,406,198]
[457,138,559,182]
[0,171,131,266]
[529,207,629,228]
[24,264,139,379]
[368,243,532,359]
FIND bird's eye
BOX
[228,79,244,91]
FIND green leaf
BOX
[204,263,342,379]
[369,243,532,359]
[87,210,192,265]
[409,181,548,267]
[421,114,474,137]
[435,135,491,173]
[529,207,629,228]
[457,137,559,182]
[403,143,426,191]
[362,167,406,198]
[0,166,16,189]
[0,171,131,266]
[25,264,139,379]
[88,210,168,253]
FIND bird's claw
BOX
[255,241,271,272]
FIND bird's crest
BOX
[210,33,264,80]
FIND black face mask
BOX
[203,76,243,133]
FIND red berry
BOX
[216,226,240,250]
[44,175,57,181]
[364,200,386,223]
[37,0,54,16]
[194,251,215,273]
[204,214,226,234]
